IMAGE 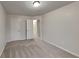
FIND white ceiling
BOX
[1,1,74,16]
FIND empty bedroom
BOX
[0,0,79,58]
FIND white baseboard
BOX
[0,43,6,57]
[43,39,79,57]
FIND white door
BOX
[10,16,26,42]
[27,20,33,39]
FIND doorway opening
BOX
[33,19,40,39]
[33,20,37,39]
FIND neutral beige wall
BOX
[0,3,7,56]
[42,2,79,57]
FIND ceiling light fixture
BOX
[33,1,40,7]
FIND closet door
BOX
[9,16,26,42]
[27,20,33,39]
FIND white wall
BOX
[0,3,7,56]
[42,2,79,57]
[7,15,26,42]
